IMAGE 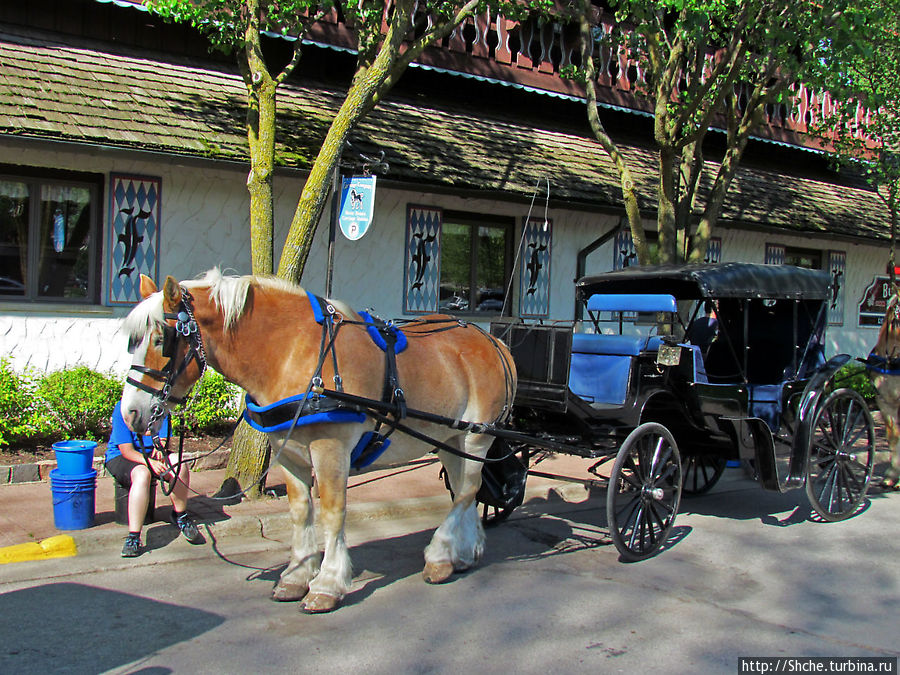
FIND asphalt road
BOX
[1,469,898,674]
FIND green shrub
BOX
[37,366,123,441]
[0,359,54,447]
[174,370,240,435]
[833,361,877,405]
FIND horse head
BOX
[120,274,207,435]
[874,289,900,359]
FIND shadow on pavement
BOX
[0,583,224,673]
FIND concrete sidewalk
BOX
[0,453,597,558]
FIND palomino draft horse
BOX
[120,269,517,612]
[867,290,900,489]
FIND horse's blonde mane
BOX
[123,268,352,337]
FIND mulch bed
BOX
[0,435,231,466]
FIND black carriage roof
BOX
[577,262,831,300]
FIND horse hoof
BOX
[272,582,308,602]
[301,593,339,613]
[422,561,455,584]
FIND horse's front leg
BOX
[303,436,353,613]
[424,432,488,584]
[272,458,319,602]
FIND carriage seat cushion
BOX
[569,353,632,405]
[571,333,662,356]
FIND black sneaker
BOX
[121,534,141,558]
[170,511,203,544]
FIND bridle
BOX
[126,286,207,443]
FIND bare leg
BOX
[128,464,153,534]
[167,452,191,512]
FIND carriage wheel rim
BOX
[608,424,682,560]
[807,390,874,520]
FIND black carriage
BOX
[486,262,875,561]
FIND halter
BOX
[126,287,208,431]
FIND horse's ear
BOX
[139,274,158,299]
[162,275,182,311]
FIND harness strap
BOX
[862,352,900,375]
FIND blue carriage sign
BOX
[339,175,376,241]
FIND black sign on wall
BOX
[858,276,893,327]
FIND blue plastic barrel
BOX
[52,440,98,475]
[50,468,97,530]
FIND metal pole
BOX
[325,158,341,299]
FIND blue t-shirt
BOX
[106,401,171,461]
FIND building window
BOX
[0,169,101,302]
[783,246,822,269]
[439,211,513,314]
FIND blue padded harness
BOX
[244,393,366,433]
[358,311,408,353]
[246,292,408,470]
[243,393,389,469]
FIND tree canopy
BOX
[577,0,876,264]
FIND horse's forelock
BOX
[122,291,165,341]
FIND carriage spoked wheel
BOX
[441,438,529,526]
[681,454,727,495]
[606,423,683,562]
[805,388,875,522]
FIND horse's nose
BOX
[123,407,141,432]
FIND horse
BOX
[119,269,517,612]
[867,291,900,489]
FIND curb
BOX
[67,481,592,555]
[0,535,78,564]
[0,449,231,485]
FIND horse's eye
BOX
[153,336,164,348]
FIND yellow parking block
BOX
[0,535,78,564]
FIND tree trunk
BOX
[657,144,678,264]
[221,47,278,499]
[246,79,276,275]
[219,410,270,500]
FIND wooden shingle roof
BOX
[0,27,891,242]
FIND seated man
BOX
[105,400,202,557]
[684,302,718,355]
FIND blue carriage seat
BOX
[570,294,676,405]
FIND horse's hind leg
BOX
[303,437,353,613]
[272,461,319,602]
[882,406,900,489]
[424,432,488,584]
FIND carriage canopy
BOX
[577,262,831,301]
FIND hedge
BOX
[0,362,240,448]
